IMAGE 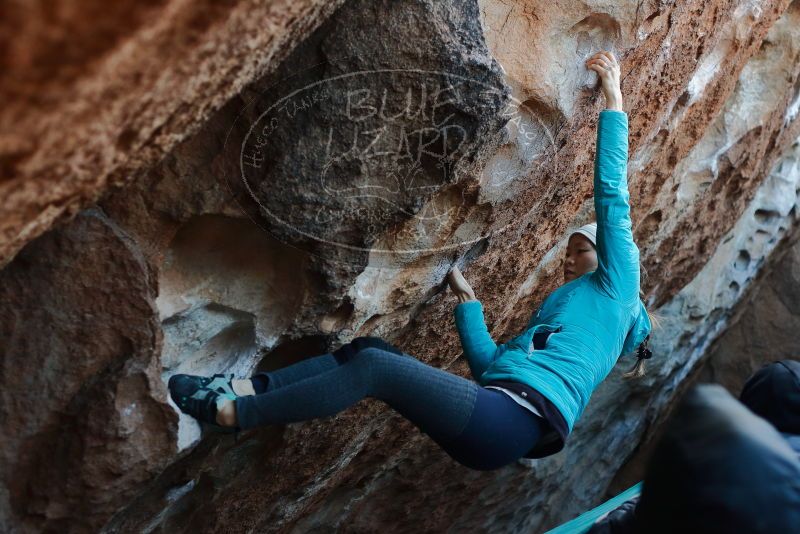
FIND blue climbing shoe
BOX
[168,373,239,431]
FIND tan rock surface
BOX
[2,0,800,532]
[0,0,345,269]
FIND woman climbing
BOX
[168,50,652,470]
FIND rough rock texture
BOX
[610,193,800,493]
[0,209,175,533]
[698,227,800,390]
[3,0,800,532]
[0,0,346,268]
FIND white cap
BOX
[570,222,597,246]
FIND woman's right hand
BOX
[448,266,477,303]
[586,51,623,111]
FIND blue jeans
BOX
[235,340,544,471]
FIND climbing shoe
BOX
[168,373,239,431]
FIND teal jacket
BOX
[454,110,651,434]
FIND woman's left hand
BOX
[586,51,623,111]
[447,266,477,303]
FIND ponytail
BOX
[623,334,652,379]
[622,270,661,379]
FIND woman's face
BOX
[564,233,598,283]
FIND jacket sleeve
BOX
[592,109,641,304]
[453,300,501,380]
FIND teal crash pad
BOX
[544,482,643,534]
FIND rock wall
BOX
[2,0,800,532]
[0,0,346,268]
[698,225,800,390]
[609,179,800,493]
[609,137,800,497]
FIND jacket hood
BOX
[740,360,800,434]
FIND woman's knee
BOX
[332,336,405,364]
[348,347,405,369]
[346,347,419,391]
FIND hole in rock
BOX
[636,209,662,241]
[676,90,690,108]
[161,303,256,377]
[457,235,490,270]
[253,335,331,375]
[733,250,751,271]
[570,13,622,41]
[319,299,355,333]
[158,214,315,378]
[116,127,138,151]
[750,229,771,248]
[644,9,660,24]
[519,97,565,136]
[753,209,781,225]
[570,12,622,89]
